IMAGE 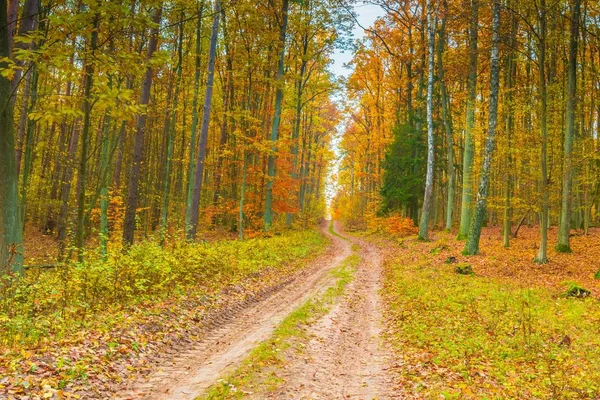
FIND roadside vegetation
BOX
[0,230,326,398]
[381,231,600,399]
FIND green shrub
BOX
[0,230,326,348]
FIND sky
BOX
[325,2,384,215]
[330,2,384,79]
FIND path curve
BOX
[117,221,352,400]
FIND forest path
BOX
[257,229,396,399]
[119,221,353,400]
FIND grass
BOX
[1,230,326,349]
[383,238,600,399]
[0,230,328,397]
[200,250,359,399]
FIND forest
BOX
[1,0,600,398]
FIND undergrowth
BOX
[0,230,326,349]
[384,239,600,399]
[201,251,359,399]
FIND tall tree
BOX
[160,14,184,245]
[74,11,100,261]
[437,0,454,232]
[264,0,290,230]
[418,0,436,240]
[534,0,549,264]
[122,5,163,247]
[0,0,23,274]
[184,2,204,237]
[463,0,501,255]
[187,0,221,240]
[457,0,479,240]
[557,0,581,253]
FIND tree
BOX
[534,0,549,264]
[457,0,479,240]
[187,0,221,240]
[437,0,454,232]
[463,0,501,256]
[184,2,205,237]
[418,0,436,241]
[264,0,290,231]
[123,5,163,247]
[0,0,23,274]
[557,0,581,253]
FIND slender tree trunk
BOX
[457,0,479,239]
[535,0,549,264]
[99,88,112,261]
[0,0,23,274]
[74,12,99,261]
[185,2,204,237]
[122,5,162,247]
[463,0,501,255]
[19,65,39,230]
[160,16,184,245]
[557,0,581,253]
[437,0,454,232]
[212,19,233,222]
[264,0,290,230]
[187,0,221,240]
[418,0,436,240]
[503,8,517,248]
[287,28,309,227]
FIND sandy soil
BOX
[117,221,353,400]
[259,233,397,400]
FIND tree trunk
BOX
[0,0,23,274]
[264,0,290,230]
[457,0,479,240]
[212,16,233,223]
[122,5,162,247]
[74,12,99,261]
[418,0,436,241]
[160,16,184,245]
[185,2,204,237]
[503,7,517,248]
[187,0,221,240]
[535,0,549,264]
[463,0,501,255]
[557,0,581,253]
[437,0,454,232]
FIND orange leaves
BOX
[365,213,418,238]
[383,215,419,237]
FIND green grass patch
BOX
[1,230,327,349]
[384,243,600,399]
[328,220,349,241]
[201,252,359,399]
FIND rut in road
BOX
[258,234,397,400]
[117,221,352,400]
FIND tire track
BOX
[116,221,352,400]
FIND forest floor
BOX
[5,224,600,399]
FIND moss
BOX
[430,244,449,255]
[563,283,591,298]
[556,243,573,253]
[455,263,474,276]
[594,269,600,280]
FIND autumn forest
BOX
[2,0,600,398]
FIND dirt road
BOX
[119,222,393,399]
[262,234,395,399]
